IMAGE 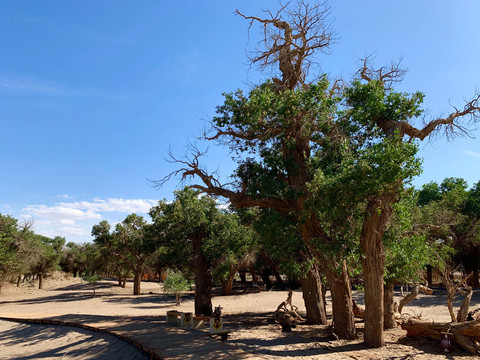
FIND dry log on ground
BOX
[273,290,305,332]
[402,318,480,355]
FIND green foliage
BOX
[163,270,191,305]
[82,273,102,285]
[384,194,432,283]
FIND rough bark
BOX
[360,195,394,347]
[38,273,44,289]
[397,285,419,314]
[457,287,474,322]
[221,267,236,296]
[325,260,356,339]
[249,265,259,286]
[402,318,480,355]
[384,281,396,329]
[299,262,328,325]
[352,299,365,319]
[133,270,141,295]
[193,236,213,316]
[426,265,433,286]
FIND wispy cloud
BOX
[58,198,157,213]
[463,150,480,159]
[21,197,158,242]
[0,74,64,95]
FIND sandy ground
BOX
[1,273,480,359]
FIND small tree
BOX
[82,273,102,297]
[163,270,191,305]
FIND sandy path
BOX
[1,273,480,359]
[0,320,150,360]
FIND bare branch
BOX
[357,55,407,90]
[153,145,293,214]
[400,92,480,141]
[236,1,336,90]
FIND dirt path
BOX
[1,273,479,359]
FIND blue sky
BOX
[1,1,479,243]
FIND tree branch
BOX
[154,146,293,214]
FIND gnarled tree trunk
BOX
[221,265,236,296]
[133,269,142,295]
[38,273,44,289]
[360,195,395,347]
[193,236,213,316]
[325,260,356,340]
[299,261,327,325]
[384,281,396,329]
[457,287,473,322]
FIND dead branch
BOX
[236,1,336,89]
[357,55,407,90]
[397,285,419,314]
[401,92,480,141]
[457,287,474,322]
[154,146,293,214]
[274,290,305,331]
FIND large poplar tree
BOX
[162,1,480,346]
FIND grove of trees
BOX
[1,0,479,354]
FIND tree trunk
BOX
[38,273,44,289]
[193,237,213,316]
[221,267,236,296]
[398,285,419,314]
[259,249,284,289]
[299,262,328,325]
[469,271,479,288]
[249,265,258,286]
[360,195,394,348]
[384,281,396,329]
[457,287,473,322]
[239,269,247,283]
[122,276,126,288]
[426,265,433,286]
[133,270,141,295]
[260,268,273,290]
[325,260,356,339]
[16,275,21,287]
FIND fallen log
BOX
[273,290,304,332]
[401,318,480,355]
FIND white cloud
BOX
[58,198,157,213]
[58,194,74,200]
[24,205,101,221]
[21,197,158,243]
[464,150,480,159]
[0,74,64,95]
